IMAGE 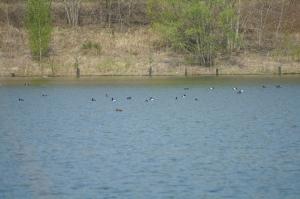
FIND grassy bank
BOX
[1,24,300,77]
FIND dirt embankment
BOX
[1,24,300,77]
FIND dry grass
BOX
[0,24,300,77]
[49,26,163,76]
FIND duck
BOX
[18,98,24,101]
[42,94,48,97]
[237,89,244,94]
[149,97,155,101]
[175,97,178,100]
[209,87,215,90]
[111,97,117,102]
[184,88,189,90]
[276,85,281,88]
[91,98,96,101]
[126,96,132,100]
[194,98,199,101]
[115,108,123,112]
[182,94,186,98]
[233,87,238,91]
[262,85,266,88]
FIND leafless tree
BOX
[63,0,81,26]
[257,0,272,48]
[235,0,241,49]
[275,0,286,40]
[105,0,112,28]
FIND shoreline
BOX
[1,73,300,82]
[1,71,300,78]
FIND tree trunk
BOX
[117,0,123,31]
[5,1,12,58]
[235,0,241,50]
[127,0,133,26]
[63,0,81,26]
[5,1,9,26]
[258,6,263,47]
[106,0,112,28]
[257,1,271,48]
[275,0,285,41]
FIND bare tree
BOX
[117,0,123,30]
[257,0,272,48]
[105,0,112,28]
[126,0,133,25]
[235,0,241,49]
[275,0,286,40]
[4,0,12,58]
[63,0,81,26]
[5,0,10,26]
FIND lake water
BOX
[0,76,300,199]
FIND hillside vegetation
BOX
[0,0,300,76]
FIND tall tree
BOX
[26,0,52,71]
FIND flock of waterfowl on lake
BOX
[14,82,284,112]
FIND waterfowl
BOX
[262,85,266,88]
[18,98,24,101]
[233,87,238,91]
[209,87,215,90]
[149,97,155,101]
[194,98,198,101]
[42,94,48,97]
[111,98,117,102]
[184,88,189,90]
[126,97,132,100]
[276,85,281,88]
[237,89,244,94]
[145,99,149,102]
[91,98,96,101]
[175,97,178,100]
[115,108,123,112]
[182,94,186,98]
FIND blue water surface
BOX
[0,76,300,199]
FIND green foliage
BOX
[292,47,300,62]
[81,41,102,55]
[148,0,240,66]
[26,0,52,59]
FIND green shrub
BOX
[26,0,52,60]
[81,41,102,55]
[148,0,240,67]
